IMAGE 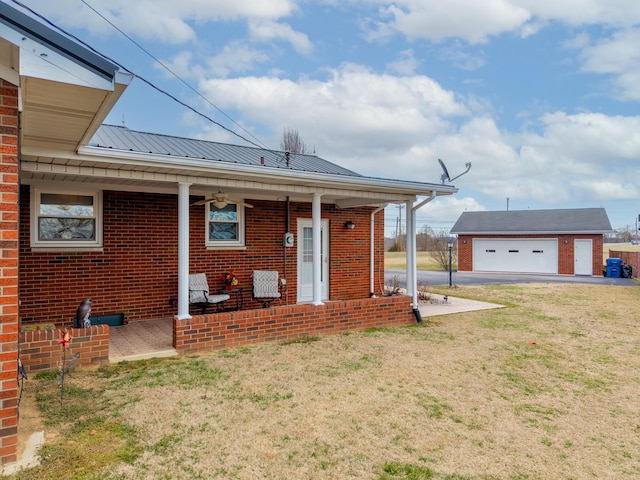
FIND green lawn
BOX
[384,251,453,271]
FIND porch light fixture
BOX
[345,221,355,230]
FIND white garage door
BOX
[473,238,558,274]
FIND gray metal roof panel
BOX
[90,125,361,177]
[450,208,612,234]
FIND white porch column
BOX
[312,193,324,306]
[177,182,192,320]
[410,193,436,312]
[405,200,415,302]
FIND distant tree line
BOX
[606,226,639,243]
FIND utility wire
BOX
[10,0,268,150]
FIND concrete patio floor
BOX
[109,317,176,363]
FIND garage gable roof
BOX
[450,208,612,235]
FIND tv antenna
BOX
[438,158,472,184]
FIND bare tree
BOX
[430,231,457,271]
[280,127,310,154]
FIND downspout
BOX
[409,192,436,323]
[284,196,290,304]
[370,205,387,297]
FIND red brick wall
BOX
[174,294,413,354]
[19,190,385,325]
[19,326,110,374]
[0,79,19,464]
[457,234,604,275]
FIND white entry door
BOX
[574,239,593,275]
[297,219,329,302]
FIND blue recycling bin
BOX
[606,258,622,278]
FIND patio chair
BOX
[252,270,281,308]
[189,273,230,314]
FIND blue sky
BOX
[14,0,640,236]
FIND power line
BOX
[10,0,269,150]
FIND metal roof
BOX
[90,125,361,177]
[450,208,612,235]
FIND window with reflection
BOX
[31,189,102,249]
[206,203,245,247]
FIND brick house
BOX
[0,3,458,463]
[450,208,612,275]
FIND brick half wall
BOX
[19,326,110,374]
[174,295,414,354]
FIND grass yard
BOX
[11,283,640,479]
[385,251,445,271]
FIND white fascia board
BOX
[0,23,114,90]
[75,145,459,197]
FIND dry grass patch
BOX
[10,283,640,479]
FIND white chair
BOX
[252,270,281,308]
[189,273,230,314]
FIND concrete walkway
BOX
[417,293,503,317]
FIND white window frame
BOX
[205,202,246,248]
[30,187,103,250]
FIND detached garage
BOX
[451,208,612,276]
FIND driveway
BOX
[385,269,638,287]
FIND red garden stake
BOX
[57,329,72,406]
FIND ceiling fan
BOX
[191,192,254,209]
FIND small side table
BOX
[220,288,244,311]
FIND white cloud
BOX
[248,20,313,54]
[367,0,531,44]
[386,49,420,75]
[19,0,299,43]
[204,42,271,78]
[197,63,470,175]
[576,28,640,100]
[515,0,640,28]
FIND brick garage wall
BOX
[457,234,604,275]
[174,294,413,354]
[20,190,384,325]
[19,326,110,374]
[609,250,640,279]
[0,79,19,465]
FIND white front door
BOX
[297,219,329,302]
[574,239,593,275]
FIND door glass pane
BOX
[302,227,313,283]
